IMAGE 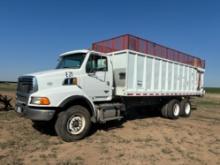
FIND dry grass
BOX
[0,91,219,165]
[0,83,16,92]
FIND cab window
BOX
[86,54,108,73]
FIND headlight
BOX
[30,97,50,105]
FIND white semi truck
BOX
[16,34,205,141]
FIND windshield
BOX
[56,53,86,69]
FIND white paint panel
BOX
[127,53,135,90]
[137,55,144,90]
[174,64,178,91]
[151,58,155,91]
[168,62,172,91]
[145,57,153,90]
[161,61,166,91]
[154,59,160,90]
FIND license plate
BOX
[16,106,22,113]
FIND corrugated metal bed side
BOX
[109,50,204,97]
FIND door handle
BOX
[104,90,109,93]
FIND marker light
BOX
[72,77,78,85]
[63,77,78,85]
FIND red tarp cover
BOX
[92,34,205,68]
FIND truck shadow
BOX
[91,106,161,133]
[32,106,161,137]
[32,120,57,136]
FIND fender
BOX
[58,95,97,122]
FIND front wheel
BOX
[55,105,91,142]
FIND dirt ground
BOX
[0,91,219,165]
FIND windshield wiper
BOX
[62,67,79,69]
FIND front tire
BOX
[55,105,91,142]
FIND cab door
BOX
[82,54,112,101]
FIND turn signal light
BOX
[31,97,50,105]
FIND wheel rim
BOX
[67,114,86,135]
[173,104,180,116]
[185,103,191,115]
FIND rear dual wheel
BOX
[180,99,191,117]
[166,99,180,119]
[161,99,191,119]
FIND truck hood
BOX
[25,69,81,91]
[26,69,80,77]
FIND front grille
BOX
[17,76,37,104]
[16,93,29,103]
[17,76,37,94]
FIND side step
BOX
[101,116,123,122]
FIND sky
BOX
[0,0,219,87]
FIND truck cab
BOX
[16,50,122,141]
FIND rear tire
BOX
[55,105,91,142]
[167,99,180,119]
[161,103,168,118]
[180,99,191,117]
